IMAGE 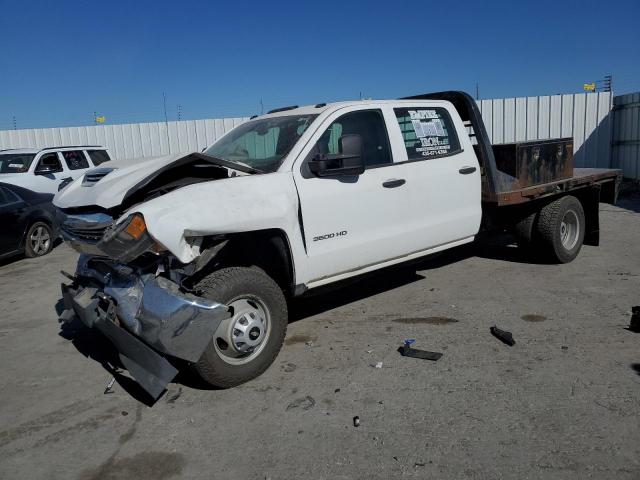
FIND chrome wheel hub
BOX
[213,297,270,365]
[560,209,579,250]
[30,226,51,255]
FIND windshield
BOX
[204,114,317,173]
[0,153,36,174]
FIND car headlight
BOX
[98,213,166,262]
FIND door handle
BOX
[458,166,477,175]
[382,179,406,188]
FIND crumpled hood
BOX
[53,153,189,209]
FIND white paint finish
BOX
[134,172,306,267]
[549,95,562,139]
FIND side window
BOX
[38,153,63,172]
[394,107,461,160]
[62,150,90,170]
[86,150,111,166]
[314,110,392,168]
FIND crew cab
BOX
[54,92,621,399]
[0,146,112,194]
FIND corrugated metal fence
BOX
[476,92,613,170]
[612,92,640,180]
[0,117,249,161]
[1,91,639,178]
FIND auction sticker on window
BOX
[408,110,452,157]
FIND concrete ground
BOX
[1,197,639,480]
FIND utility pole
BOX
[603,75,612,92]
[12,116,17,130]
[177,104,182,121]
[93,111,97,125]
[260,97,264,115]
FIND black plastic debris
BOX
[353,416,360,427]
[629,306,640,333]
[398,339,443,361]
[490,326,515,346]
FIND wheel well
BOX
[197,229,295,294]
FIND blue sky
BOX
[1,0,638,129]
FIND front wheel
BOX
[535,195,585,263]
[24,221,53,258]
[194,267,287,388]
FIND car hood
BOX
[53,153,193,209]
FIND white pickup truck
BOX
[55,91,621,398]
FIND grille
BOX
[82,167,115,186]
[61,213,113,243]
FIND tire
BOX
[514,211,537,250]
[24,221,53,258]
[535,196,585,263]
[194,267,287,388]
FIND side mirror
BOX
[308,134,364,177]
[35,164,62,175]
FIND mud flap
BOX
[96,317,178,400]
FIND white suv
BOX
[0,146,112,194]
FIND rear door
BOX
[293,106,412,283]
[388,103,481,251]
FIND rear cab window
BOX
[62,150,90,170]
[86,150,111,166]
[393,106,461,160]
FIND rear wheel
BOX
[535,195,585,263]
[194,267,287,388]
[24,222,53,258]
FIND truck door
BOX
[293,107,412,284]
[389,105,481,251]
[32,152,68,194]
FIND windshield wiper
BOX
[196,153,264,174]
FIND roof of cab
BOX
[253,98,452,119]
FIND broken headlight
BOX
[98,213,165,262]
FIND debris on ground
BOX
[286,396,316,411]
[490,326,516,346]
[103,376,116,394]
[374,362,383,369]
[398,339,443,361]
[353,416,360,427]
[334,388,341,393]
[629,306,640,332]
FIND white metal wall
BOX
[0,117,249,161]
[476,92,613,169]
[612,92,640,180]
[0,92,616,171]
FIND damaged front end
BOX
[60,251,230,400]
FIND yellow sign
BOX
[96,116,106,124]
[583,83,596,92]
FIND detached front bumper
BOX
[61,256,230,399]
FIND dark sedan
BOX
[0,182,59,259]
